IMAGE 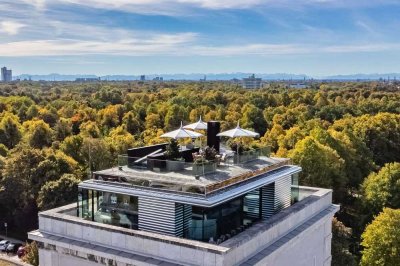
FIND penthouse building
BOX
[29,121,338,266]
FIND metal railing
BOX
[117,155,218,177]
[92,146,286,196]
[204,159,291,195]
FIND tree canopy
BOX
[361,208,400,266]
[1,80,400,263]
[362,162,400,213]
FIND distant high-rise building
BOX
[140,75,146,81]
[242,74,262,89]
[1,67,12,82]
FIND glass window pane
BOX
[92,191,138,229]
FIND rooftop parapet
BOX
[92,147,290,196]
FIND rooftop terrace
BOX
[93,148,290,196]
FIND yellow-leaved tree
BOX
[361,208,400,266]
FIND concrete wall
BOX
[220,187,337,265]
[30,187,338,266]
[254,214,333,266]
[39,249,96,266]
[32,210,227,266]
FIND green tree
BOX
[331,218,357,266]
[0,112,22,149]
[350,113,400,165]
[38,106,59,127]
[22,241,39,266]
[60,135,84,163]
[0,143,8,157]
[0,146,46,230]
[240,104,267,135]
[145,113,163,129]
[289,136,346,201]
[80,121,101,138]
[361,208,400,266]
[26,104,39,120]
[105,126,136,156]
[123,111,143,135]
[81,138,113,172]
[362,162,400,213]
[23,120,54,148]
[37,173,80,210]
[0,146,78,203]
[165,139,180,160]
[164,104,187,130]
[97,104,120,129]
[54,118,72,141]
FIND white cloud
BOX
[1,0,399,58]
[177,0,263,9]
[1,34,399,57]
[0,21,25,35]
[322,43,400,53]
[20,0,46,10]
[0,32,197,56]
[191,44,310,56]
[15,0,399,15]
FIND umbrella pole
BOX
[237,142,239,164]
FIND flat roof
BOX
[81,165,301,207]
[91,157,291,196]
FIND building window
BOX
[187,190,261,243]
[291,173,299,204]
[78,189,138,229]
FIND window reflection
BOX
[78,189,138,229]
[187,188,261,243]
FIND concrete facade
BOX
[29,186,338,266]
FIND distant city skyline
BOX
[1,0,400,76]
[13,72,400,82]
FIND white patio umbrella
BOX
[217,121,259,138]
[183,116,208,131]
[217,122,259,160]
[161,122,204,139]
[183,116,207,147]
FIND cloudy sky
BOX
[1,0,400,76]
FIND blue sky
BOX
[1,0,400,76]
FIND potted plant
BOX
[192,146,217,176]
[165,139,185,171]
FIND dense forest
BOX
[0,80,400,265]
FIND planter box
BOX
[166,160,185,172]
[192,162,217,176]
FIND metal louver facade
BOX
[138,196,177,236]
[261,174,291,219]
[244,189,260,219]
[175,203,192,237]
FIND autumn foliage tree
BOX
[1,80,400,263]
[362,162,400,213]
[361,208,400,266]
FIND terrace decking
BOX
[93,157,291,195]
